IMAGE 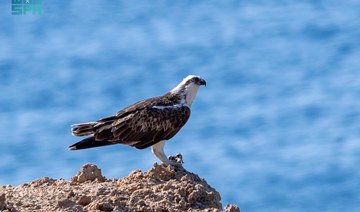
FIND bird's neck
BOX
[171,84,200,108]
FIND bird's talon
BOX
[168,153,184,164]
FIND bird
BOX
[69,75,206,166]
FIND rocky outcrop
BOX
[0,163,239,211]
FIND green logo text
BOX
[12,0,42,15]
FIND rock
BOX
[70,163,106,184]
[225,204,241,212]
[0,163,239,211]
[0,193,6,210]
[57,199,76,208]
[77,195,91,206]
[29,177,56,187]
[58,199,83,212]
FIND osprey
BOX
[69,75,206,166]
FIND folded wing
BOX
[91,105,190,149]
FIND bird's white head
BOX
[170,75,206,107]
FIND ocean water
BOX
[1,1,360,211]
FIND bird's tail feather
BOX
[68,136,115,150]
[71,122,97,136]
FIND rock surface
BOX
[0,163,239,212]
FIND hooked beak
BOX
[199,78,207,87]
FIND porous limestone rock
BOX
[0,163,239,211]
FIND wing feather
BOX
[107,105,190,149]
[71,93,192,150]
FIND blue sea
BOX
[1,1,360,211]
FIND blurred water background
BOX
[1,1,360,211]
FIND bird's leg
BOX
[151,140,182,166]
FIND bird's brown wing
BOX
[93,105,190,149]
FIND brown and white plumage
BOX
[69,75,206,166]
